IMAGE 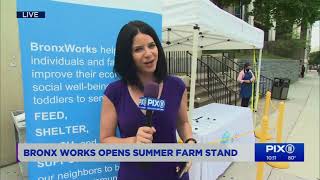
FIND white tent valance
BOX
[161,0,265,115]
[161,0,264,50]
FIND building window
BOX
[234,0,242,19]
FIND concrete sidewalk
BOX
[218,70,320,180]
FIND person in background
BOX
[100,20,195,180]
[237,62,255,107]
[301,64,306,78]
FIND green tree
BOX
[250,0,277,28]
[251,0,320,59]
[309,51,320,65]
[252,0,320,38]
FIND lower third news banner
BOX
[255,143,304,162]
[18,144,254,162]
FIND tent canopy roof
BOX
[161,0,264,50]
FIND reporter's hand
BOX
[177,161,192,179]
[176,139,195,178]
[135,126,156,143]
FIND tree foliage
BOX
[252,0,320,30]
[309,51,320,64]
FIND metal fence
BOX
[165,51,238,105]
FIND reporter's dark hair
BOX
[114,20,167,90]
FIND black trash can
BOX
[271,78,282,99]
[271,78,290,100]
[280,78,290,100]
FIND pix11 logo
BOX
[266,144,295,154]
[139,97,165,111]
[255,143,304,162]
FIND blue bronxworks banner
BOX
[16,0,161,179]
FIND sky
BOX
[311,21,320,52]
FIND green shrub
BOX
[309,51,320,65]
[264,39,306,59]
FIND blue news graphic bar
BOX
[16,144,19,163]
[255,143,304,162]
[17,11,45,18]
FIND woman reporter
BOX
[100,20,195,180]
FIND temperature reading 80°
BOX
[288,156,296,160]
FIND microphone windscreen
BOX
[144,81,159,98]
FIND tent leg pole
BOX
[254,49,262,111]
[188,25,199,120]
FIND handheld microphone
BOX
[138,82,164,168]
[143,82,159,127]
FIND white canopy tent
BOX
[161,0,264,115]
